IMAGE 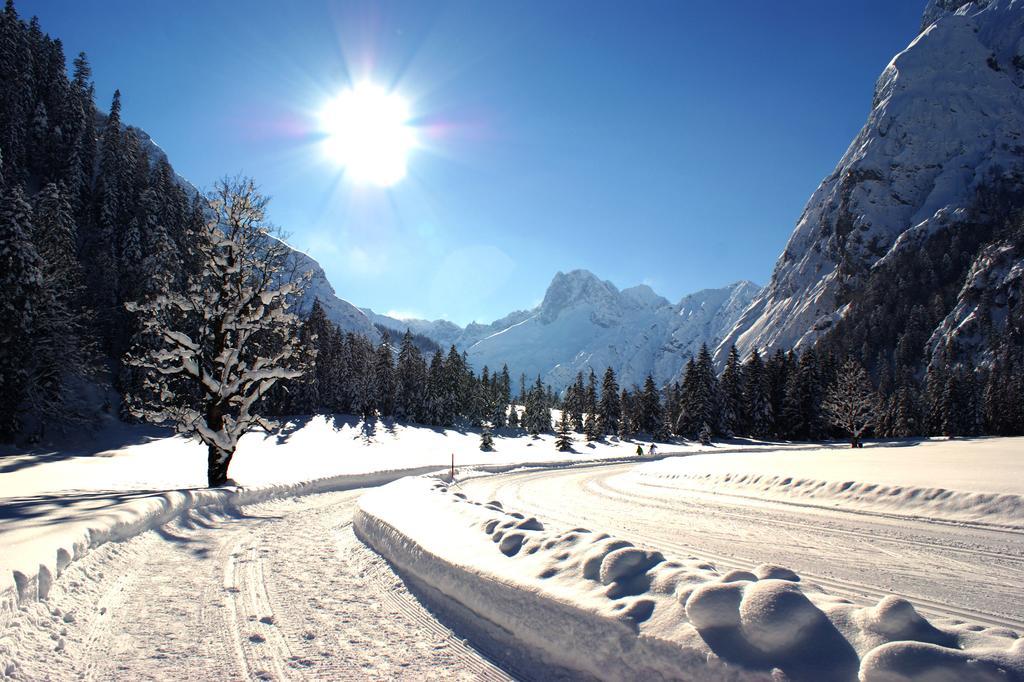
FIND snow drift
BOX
[356,476,1024,681]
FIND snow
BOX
[357,474,1024,681]
[5,417,1021,679]
[0,490,515,681]
[717,0,1024,364]
[0,415,683,620]
[631,437,1024,527]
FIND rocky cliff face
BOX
[717,0,1024,364]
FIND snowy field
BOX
[3,421,1023,680]
[0,414,694,619]
[630,438,1024,528]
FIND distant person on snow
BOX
[636,444,643,457]
[649,443,656,456]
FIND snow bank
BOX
[0,465,441,623]
[632,438,1024,528]
[356,476,1024,682]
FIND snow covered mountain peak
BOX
[717,0,1024,364]
[622,284,671,309]
[538,269,623,325]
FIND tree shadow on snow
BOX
[0,422,175,475]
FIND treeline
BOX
[0,1,204,439]
[278,298,1024,443]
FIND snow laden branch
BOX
[124,177,311,486]
[822,359,877,448]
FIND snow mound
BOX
[356,476,1024,681]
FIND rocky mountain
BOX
[717,0,1024,368]
[288,250,381,342]
[371,271,759,390]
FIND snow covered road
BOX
[1,490,514,681]
[461,462,1024,632]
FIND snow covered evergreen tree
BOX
[374,330,395,418]
[0,185,42,437]
[479,425,494,451]
[554,411,573,451]
[742,349,772,439]
[782,349,822,441]
[638,375,662,435]
[618,388,633,441]
[507,402,520,430]
[124,177,309,486]
[718,345,744,436]
[24,182,96,435]
[699,421,713,445]
[566,371,585,431]
[394,329,425,421]
[598,366,620,435]
[678,346,718,438]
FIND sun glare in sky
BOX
[319,82,416,187]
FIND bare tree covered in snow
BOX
[822,359,877,448]
[124,177,309,486]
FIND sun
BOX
[319,82,416,187]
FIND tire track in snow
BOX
[9,490,516,681]
[463,464,1024,633]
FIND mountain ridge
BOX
[365,269,759,389]
[716,0,1024,367]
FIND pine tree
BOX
[598,366,620,435]
[426,349,446,426]
[490,390,507,429]
[524,375,550,435]
[24,183,96,434]
[618,388,633,440]
[554,411,573,451]
[679,346,718,439]
[479,425,494,451]
[743,349,772,438]
[584,412,601,441]
[567,371,585,431]
[639,375,662,435]
[694,344,718,433]
[718,345,744,436]
[374,331,395,418]
[782,350,822,440]
[699,421,713,445]
[507,401,520,430]
[766,349,790,437]
[86,89,124,347]
[0,185,42,437]
[394,330,425,422]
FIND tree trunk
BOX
[205,403,231,486]
[207,443,232,487]
[850,434,860,448]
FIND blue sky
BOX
[24,0,923,325]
